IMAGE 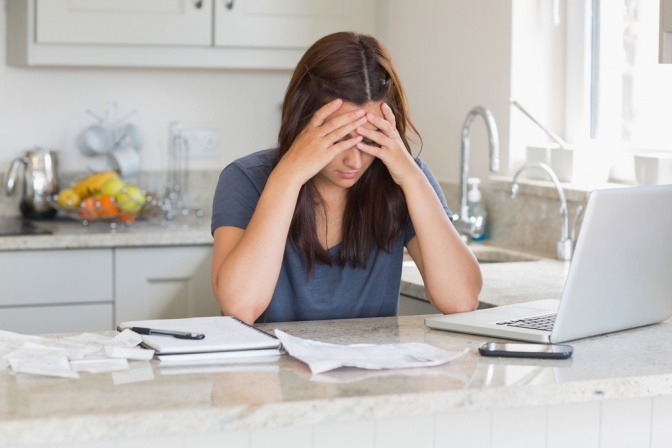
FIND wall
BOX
[0,3,291,174]
[383,0,512,185]
[0,1,564,186]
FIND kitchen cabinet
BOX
[115,246,220,323]
[0,249,114,334]
[0,245,218,334]
[6,0,380,69]
[398,294,440,316]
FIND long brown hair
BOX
[277,32,421,273]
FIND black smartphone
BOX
[478,342,573,359]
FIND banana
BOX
[72,171,119,198]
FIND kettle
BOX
[6,148,60,219]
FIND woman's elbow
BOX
[428,276,482,314]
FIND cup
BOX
[108,146,141,178]
[634,153,672,185]
[79,124,113,156]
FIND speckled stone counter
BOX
[1,315,672,446]
[401,244,569,308]
[0,215,213,251]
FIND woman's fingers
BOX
[309,98,344,128]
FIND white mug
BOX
[108,146,141,177]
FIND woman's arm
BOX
[356,103,482,313]
[402,175,482,313]
[212,99,367,324]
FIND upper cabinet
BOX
[6,0,380,70]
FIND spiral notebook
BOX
[117,316,281,357]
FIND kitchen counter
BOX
[2,313,672,446]
[0,215,213,251]
[401,245,569,308]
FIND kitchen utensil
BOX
[108,146,141,178]
[6,148,60,219]
[79,124,113,155]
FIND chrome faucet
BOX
[510,162,573,261]
[455,106,500,240]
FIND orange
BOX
[95,194,119,218]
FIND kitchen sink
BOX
[402,245,541,265]
[468,245,541,263]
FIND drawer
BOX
[0,303,113,334]
[0,249,113,306]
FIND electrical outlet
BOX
[182,129,221,159]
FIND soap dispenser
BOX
[467,178,488,241]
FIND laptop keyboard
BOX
[496,314,556,332]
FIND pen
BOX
[129,327,205,340]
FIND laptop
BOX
[425,184,672,343]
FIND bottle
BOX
[467,177,488,241]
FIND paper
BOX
[156,350,281,366]
[105,345,155,361]
[0,328,151,379]
[274,329,468,375]
[71,358,129,373]
[118,316,280,354]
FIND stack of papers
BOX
[0,329,153,379]
[117,316,283,366]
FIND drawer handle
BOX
[224,0,234,10]
[193,0,203,8]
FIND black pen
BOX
[129,327,205,340]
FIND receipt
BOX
[0,328,148,379]
[274,329,468,375]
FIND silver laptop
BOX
[425,184,672,343]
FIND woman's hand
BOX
[355,103,420,186]
[276,98,367,186]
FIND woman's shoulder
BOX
[230,148,278,172]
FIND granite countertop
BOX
[1,315,672,445]
[0,215,213,251]
[401,244,569,308]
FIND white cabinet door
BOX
[36,0,212,46]
[115,246,221,322]
[214,0,378,48]
[0,249,113,306]
[0,248,114,334]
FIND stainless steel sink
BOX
[468,245,541,263]
[402,245,541,265]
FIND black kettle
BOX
[6,148,60,219]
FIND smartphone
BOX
[478,342,573,359]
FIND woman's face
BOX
[313,100,383,193]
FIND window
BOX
[590,0,672,181]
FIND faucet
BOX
[510,162,573,261]
[455,106,500,240]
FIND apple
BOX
[100,177,126,197]
[115,183,146,214]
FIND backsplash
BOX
[440,178,591,259]
[0,170,222,221]
[2,168,593,260]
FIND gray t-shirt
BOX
[211,149,451,323]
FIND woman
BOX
[211,32,481,325]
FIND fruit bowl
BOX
[48,171,160,225]
[49,190,159,225]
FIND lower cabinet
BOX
[114,246,221,323]
[398,294,440,316]
[0,248,113,334]
[0,245,219,335]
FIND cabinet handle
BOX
[193,0,203,8]
[224,0,234,10]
